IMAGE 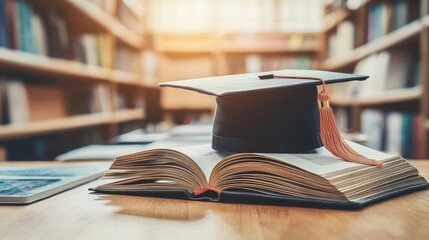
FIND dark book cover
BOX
[91,183,429,210]
[6,0,19,50]
[0,0,8,47]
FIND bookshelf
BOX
[64,0,143,49]
[0,48,143,86]
[0,108,145,141]
[323,19,422,70]
[329,88,422,107]
[0,0,147,160]
[321,0,428,159]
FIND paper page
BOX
[248,141,394,176]
[167,144,232,179]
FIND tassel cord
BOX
[271,75,384,167]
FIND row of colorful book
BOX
[0,0,137,71]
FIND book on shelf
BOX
[367,0,421,42]
[0,165,105,204]
[361,109,422,159]
[0,0,73,58]
[90,83,112,113]
[75,34,114,68]
[0,0,134,70]
[327,20,355,58]
[0,0,8,48]
[42,6,73,59]
[0,78,67,124]
[2,79,30,124]
[92,141,428,209]
[330,48,420,98]
[115,45,139,72]
[76,34,98,67]
[66,82,111,114]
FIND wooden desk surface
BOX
[1,161,429,240]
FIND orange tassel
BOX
[319,91,383,167]
[268,74,384,167]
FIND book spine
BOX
[7,0,19,49]
[0,0,8,47]
[361,110,420,158]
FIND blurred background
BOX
[0,0,427,160]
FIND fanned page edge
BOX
[98,147,209,194]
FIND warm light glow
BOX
[145,0,324,33]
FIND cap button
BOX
[258,74,274,80]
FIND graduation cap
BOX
[160,69,383,167]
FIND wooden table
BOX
[1,161,429,240]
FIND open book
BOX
[93,142,428,209]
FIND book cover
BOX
[0,0,8,48]
[6,0,19,50]
[4,80,30,124]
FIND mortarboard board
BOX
[160,69,383,167]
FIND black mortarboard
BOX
[159,69,383,167]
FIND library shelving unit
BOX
[153,32,321,122]
[321,0,429,158]
[0,0,146,160]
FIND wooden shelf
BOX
[113,71,145,86]
[324,9,351,32]
[0,48,144,86]
[220,32,319,54]
[0,109,146,141]
[330,88,422,107]
[154,32,319,54]
[323,20,422,70]
[154,34,216,54]
[65,0,143,49]
[114,109,145,122]
[220,46,318,53]
[0,112,113,140]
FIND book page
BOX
[249,141,395,175]
[167,144,232,179]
